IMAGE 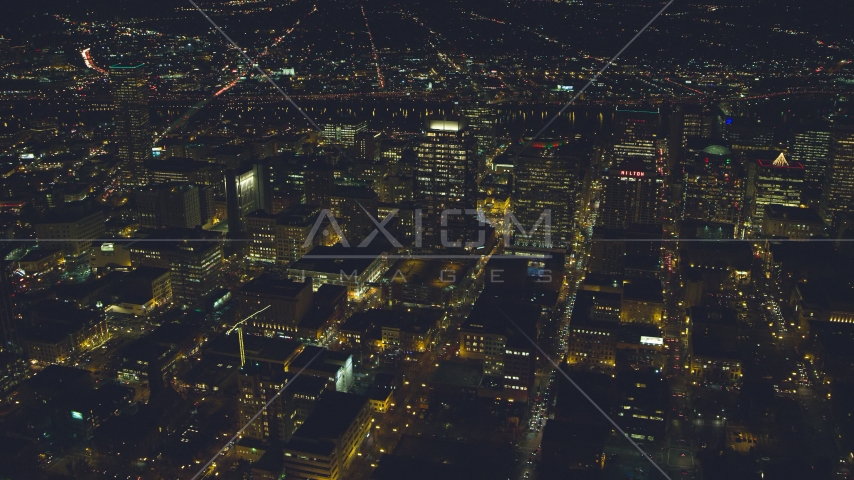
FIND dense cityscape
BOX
[1,0,854,479]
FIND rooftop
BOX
[430,361,483,388]
[764,204,824,225]
[238,273,311,298]
[291,391,368,441]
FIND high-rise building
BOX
[329,186,379,244]
[792,128,831,189]
[147,157,225,192]
[34,203,105,266]
[225,164,264,234]
[354,131,382,161]
[612,107,661,170]
[750,153,804,225]
[322,120,368,147]
[234,273,314,337]
[681,105,714,144]
[598,158,662,230]
[459,104,498,155]
[0,246,17,352]
[237,365,327,442]
[723,117,774,153]
[282,391,371,480]
[682,143,744,226]
[128,229,223,308]
[245,210,278,265]
[136,184,203,228]
[513,149,579,249]
[415,118,478,250]
[111,64,151,185]
[276,204,329,266]
[820,119,854,228]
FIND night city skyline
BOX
[1,1,854,479]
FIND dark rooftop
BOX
[291,391,368,441]
[238,273,311,298]
[764,204,824,225]
[430,361,483,388]
[689,306,738,327]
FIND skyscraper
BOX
[750,153,804,225]
[681,105,714,143]
[416,118,478,250]
[599,158,662,230]
[321,120,368,147]
[513,149,579,249]
[111,64,151,185]
[791,128,831,189]
[612,107,661,170]
[136,184,203,229]
[128,229,223,309]
[683,144,744,226]
[459,104,498,155]
[820,119,854,228]
[0,247,16,352]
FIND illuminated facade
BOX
[321,120,368,147]
[459,104,497,154]
[612,107,661,170]
[513,150,578,248]
[34,207,105,265]
[599,158,662,229]
[792,128,830,188]
[751,153,804,224]
[282,392,371,480]
[110,64,151,185]
[128,231,223,308]
[226,165,262,234]
[683,144,744,226]
[820,119,854,227]
[416,118,478,250]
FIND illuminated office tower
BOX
[416,118,478,250]
[599,158,662,229]
[681,105,714,143]
[111,64,151,185]
[751,153,804,225]
[355,131,382,161]
[459,104,497,155]
[792,128,831,189]
[513,148,579,249]
[225,164,266,235]
[128,229,223,309]
[820,119,854,227]
[683,144,744,226]
[322,120,368,147]
[612,107,661,170]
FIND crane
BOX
[226,305,271,367]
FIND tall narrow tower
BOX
[111,63,151,185]
[416,118,478,251]
[820,118,854,229]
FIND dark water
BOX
[151,100,618,137]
